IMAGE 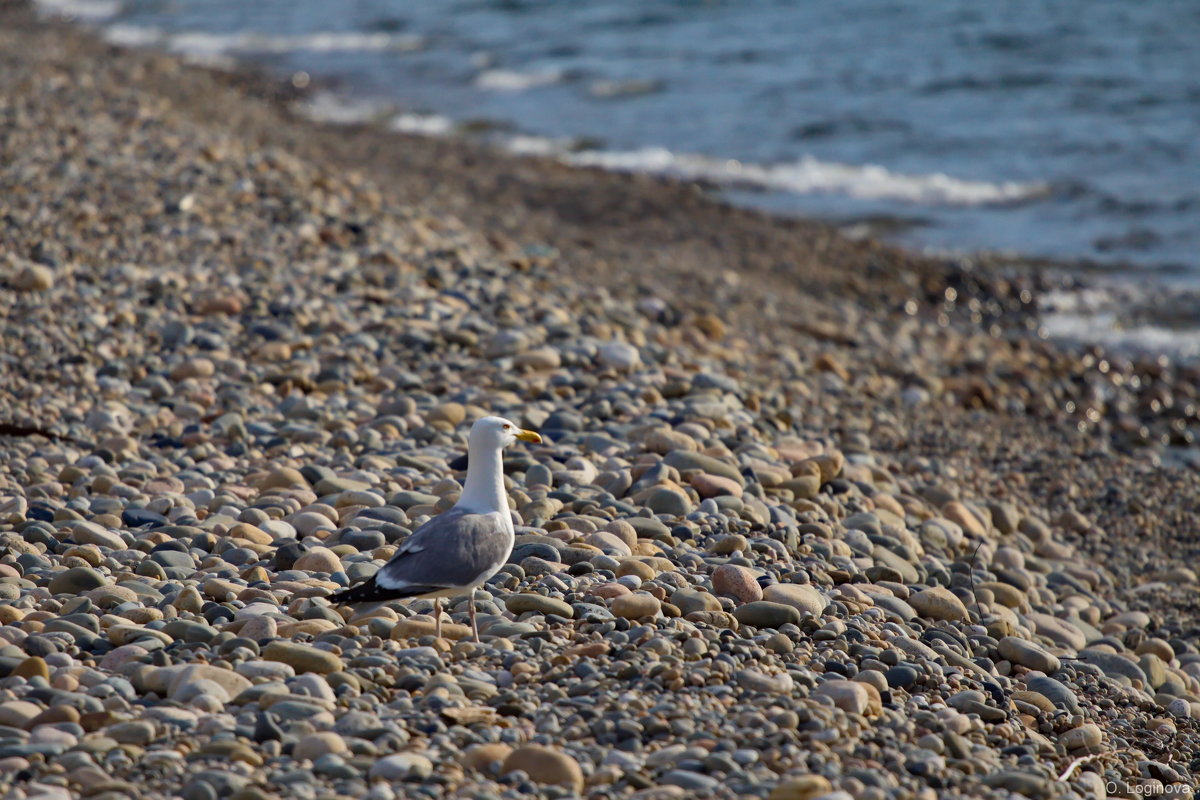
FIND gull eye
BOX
[502,424,511,430]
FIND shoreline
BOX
[51,0,1200,278]
[52,2,1200,362]
[3,2,1200,797]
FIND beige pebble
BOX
[293,546,342,573]
[910,587,970,622]
[502,745,584,793]
[612,592,662,620]
[768,775,834,800]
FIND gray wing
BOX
[375,507,513,593]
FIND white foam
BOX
[589,79,662,99]
[562,147,1047,207]
[35,0,121,22]
[1042,313,1200,359]
[297,95,453,136]
[503,134,568,156]
[298,91,391,125]
[391,113,454,136]
[179,30,420,55]
[102,24,163,47]
[474,68,563,92]
[97,25,423,58]
[1040,287,1200,359]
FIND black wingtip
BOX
[327,574,425,605]
[327,575,387,605]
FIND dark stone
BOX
[1026,675,1080,713]
[122,508,168,528]
[254,711,283,743]
[339,529,386,551]
[23,635,63,657]
[1079,649,1148,685]
[27,505,55,522]
[626,517,670,539]
[272,542,308,570]
[300,465,337,486]
[885,665,921,689]
[151,550,195,569]
[508,542,560,564]
[543,411,584,433]
[354,506,409,526]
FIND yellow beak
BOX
[515,429,542,443]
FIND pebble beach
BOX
[3,3,1200,799]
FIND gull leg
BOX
[470,588,479,642]
[434,597,442,640]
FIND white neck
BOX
[457,440,507,513]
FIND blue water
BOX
[56,0,1200,273]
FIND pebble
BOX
[711,534,748,555]
[660,770,721,794]
[261,642,344,674]
[616,559,657,581]
[370,753,434,781]
[733,601,802,628]
[598,341,641,371]
[12,260,54,291]
[0,701,41,728]
[47,567,107,594]
[644,487,692,516]
[690,472,743,498]
[1078,649,1149,685]
[998,636,1061,673]
[293,547,342,574]
[502,745,584,793]
[612,593,662,620]
[167,664,251,701]
[1025,675,1081,714]
[70,521,126,550]
[711,564,763,604]
[761,583,826,616]
[460,743,513,774]
[12,657,49,680]
[293,732,348,761]
[671,587,723,616]
[505,593,575,618]
[768,776,833,800]
[813,680,881,717]
[981,771,1055,799]
[909,587,970,622]
[1060,723,1103,752]
[735,668,793,695]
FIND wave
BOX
[101,25,423,59]
[34,0,121,22]
[504,135,567,156]
[556,145,1048,207]
[474,68,564,92]
[297,91,457,136]
[1040,286,1200,359]
[86,14,1048,209]
[589,78,663,99]
[391,113,454,136]
[299,91,392,125]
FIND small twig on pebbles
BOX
[1056,753,1099,782]
[968,540,985,624]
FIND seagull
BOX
[328,415,541,641]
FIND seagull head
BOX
[469,415,542,451]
